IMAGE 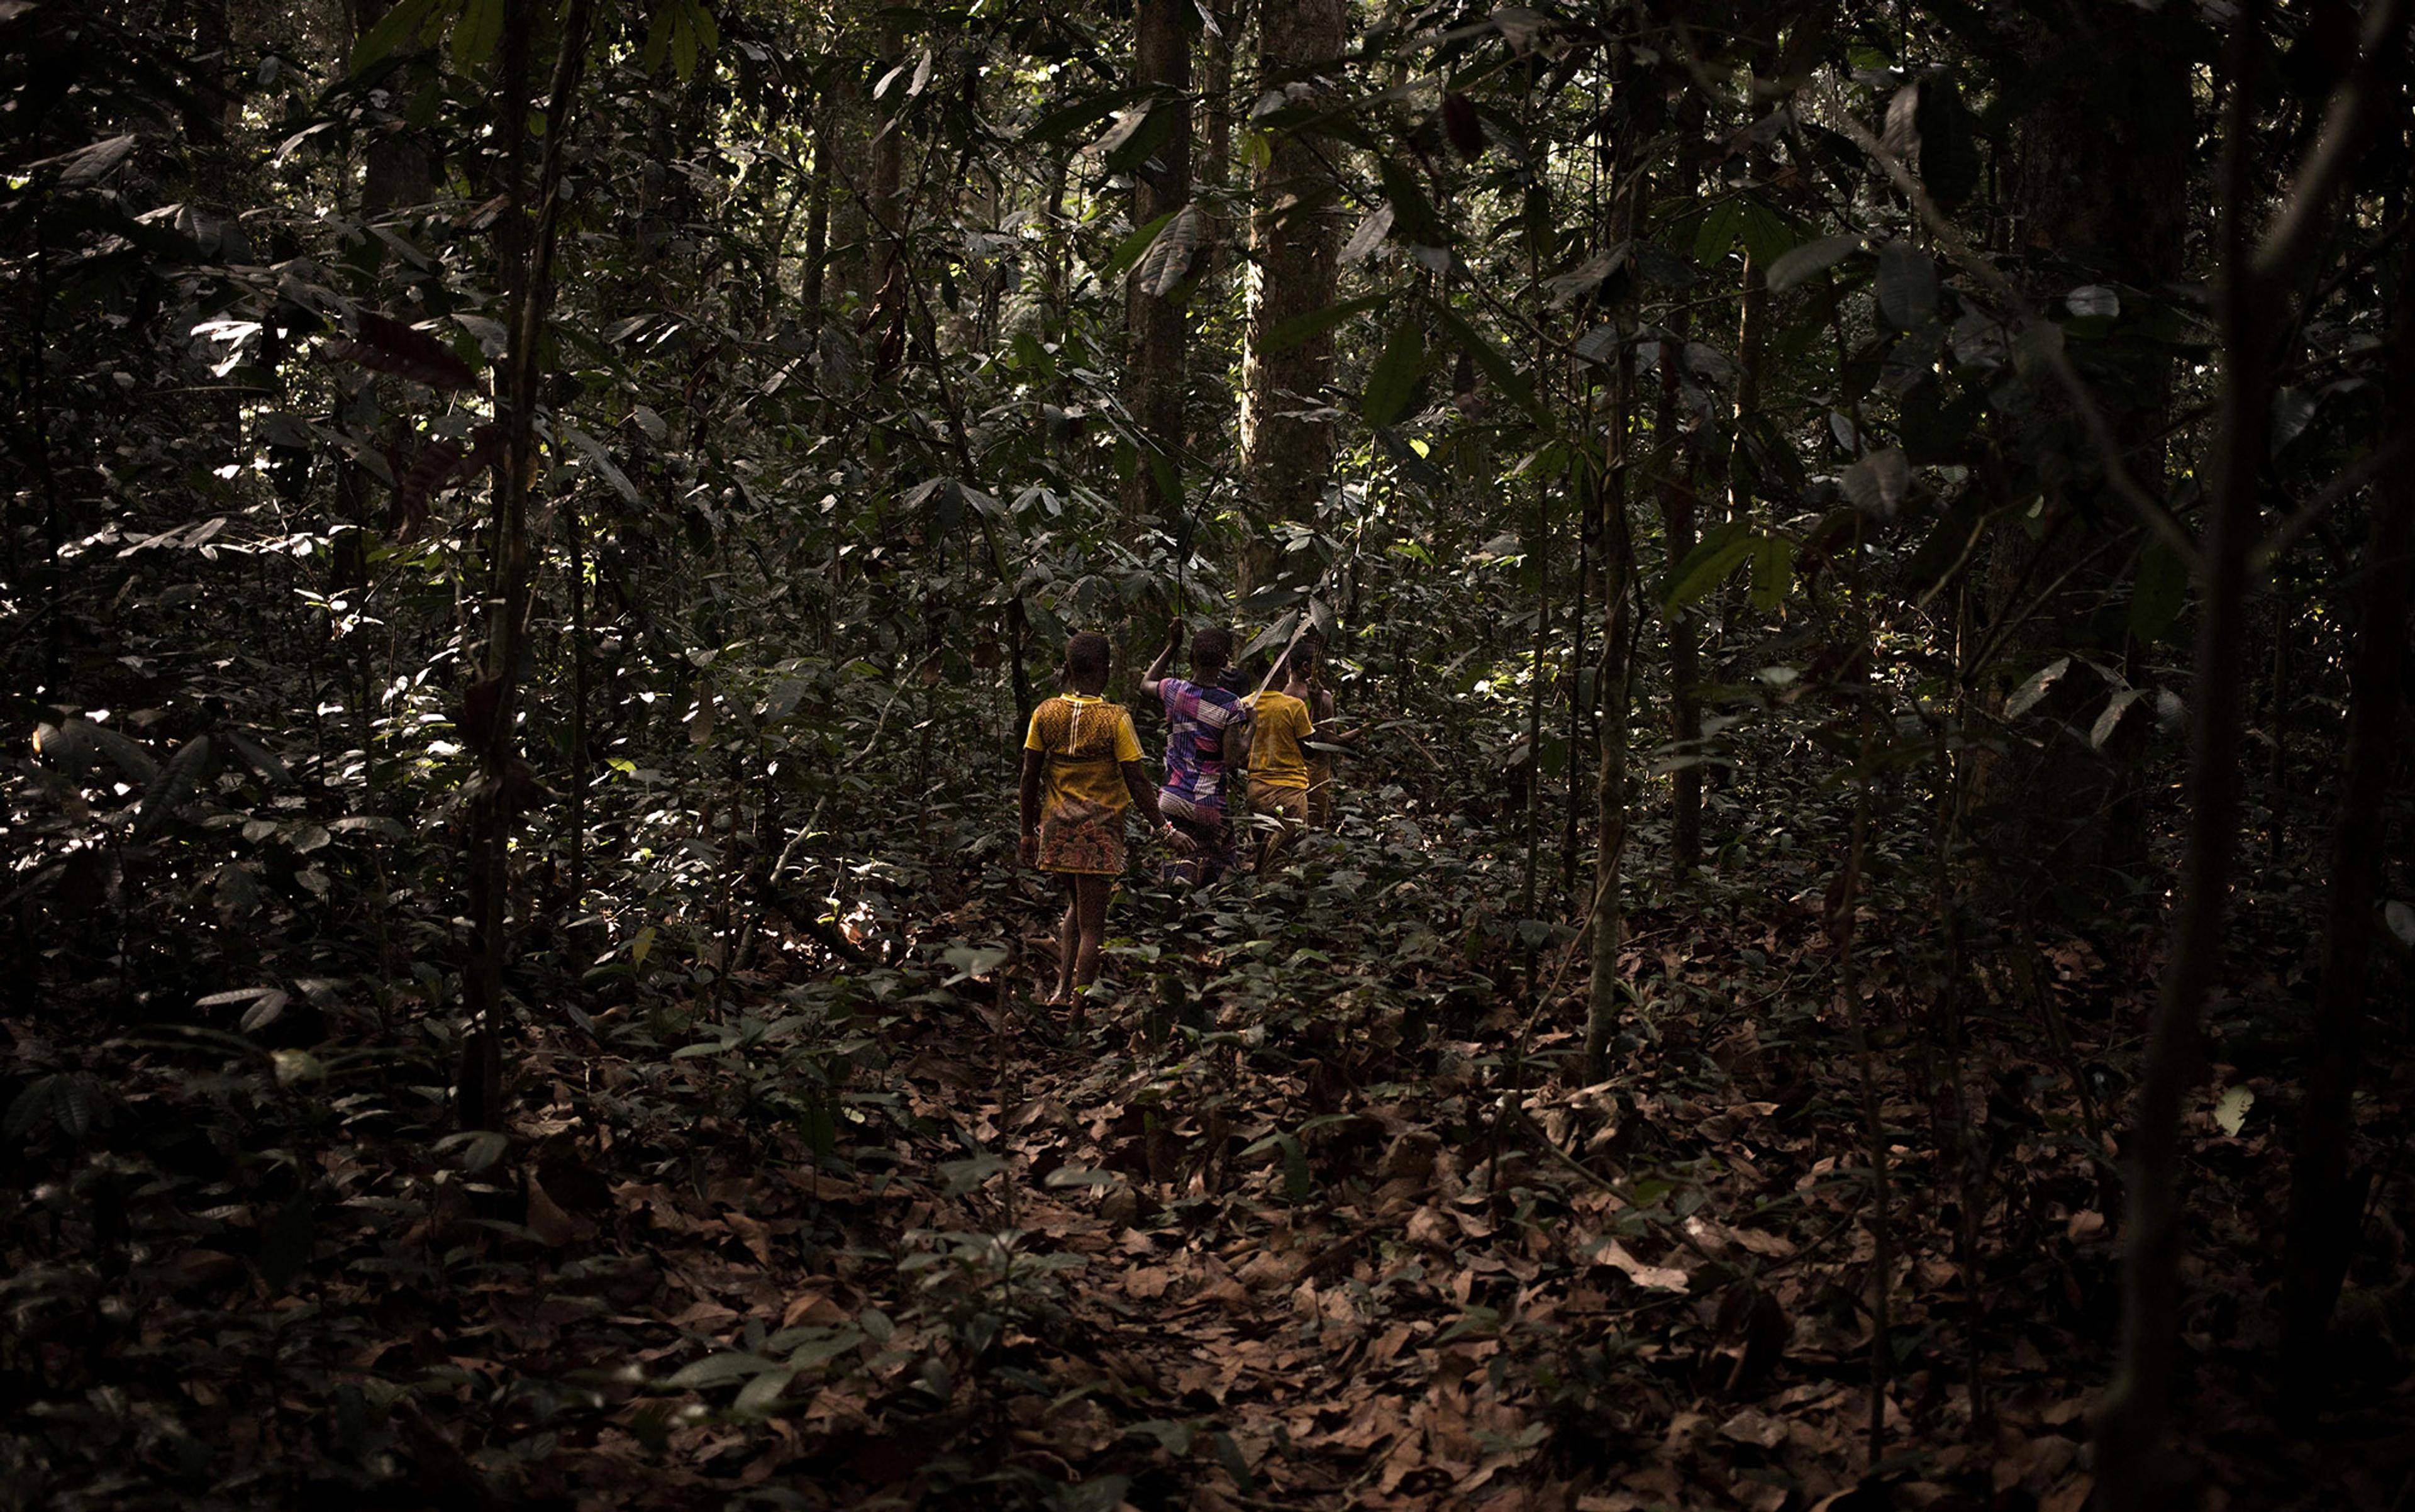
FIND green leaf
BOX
[1840,447,1914,519]
[733,1368,796,1415]
[2129,541,2188,644]
[2091,687,2145,748]
[1876,240,1937,328]
[1738,202,1797,269]
[1237,611,1300,665]
[1692,198,1745,264]
[1262,294,1384,358]
[941,943,1011,984]
[1277,1132,1312,1204]
[349,0,447,74]
[1377,156,1448,247]
[1133,204,1203,299]
[1428,303,1542,423]
[2004,657,2071,720]
[669,1,699,83]
[1362,318,1425,428]
[1748,533,1794,611]
[641,0,675,73]
[132,735,210,843]
[449,0,502,69]
[1661,521,1754,613]
[1101,209,1181,283]
[560,424,641,504]
[2212,1085,2253,1138]
[2385,901,2414,951]
[1765,233,1863,294]
[433,1129,509,1171]
[1101,98,1182,174]
[666,1352,780,1390]
[1339,204,1394,265]
[1023,90,1140,147]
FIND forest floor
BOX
[7,798,2414,1510]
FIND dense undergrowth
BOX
[9,692,2411,1509]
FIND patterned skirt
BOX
[1038,799,1124,876]
[1158,789,1234,885]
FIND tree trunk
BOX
[1985,1,2194,887]
[1582,161,1643,1079]
[350,0,435,216]
[801,103,831,318]
[2278,238,2415,1397]
[1238,0,1346,591]
[1657,316,1701,872]
[1121,0,1192,523]
[1199,0,1245,197]
[457,0,594,1131]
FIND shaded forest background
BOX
[4,0,2414,1508]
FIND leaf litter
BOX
[4,788,2411,1511]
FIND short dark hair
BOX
[1063,631,1111,683]
[1192,626,1233,670]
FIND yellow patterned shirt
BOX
[1024,694,1143,817]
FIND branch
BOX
[2253,433,2415,575]
[2253,0,2412,286]
[1832,111,2202,572]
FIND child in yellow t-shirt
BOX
[1294,631,1357,828]
[1019,631,1185,1006]
[1241,658,1318,876]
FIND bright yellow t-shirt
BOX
[1241,690,1313,790]
[1024,694,1143,816]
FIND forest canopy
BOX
[4,0,2413,1508]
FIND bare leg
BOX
[1071,874,1113,993]
[1052,882,1079,1004]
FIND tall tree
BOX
[1121,0,1194,523]
[1238,0,1346,589]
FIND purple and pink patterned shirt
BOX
[1158,677,1248,810]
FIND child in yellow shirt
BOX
[1241,657,1318,876]
[1019,631,1185,1006]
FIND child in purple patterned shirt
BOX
[1141,619,1250,886]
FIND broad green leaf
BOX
[349,0,447,74]
[450,0,502,69]
[1262,294,1384,357]
[2385,901,2414,950]
[1339,204,1394,265]
[1362,318,1424,428]
[1660,520,1754,613]
[561,424,641,504]
[1840,447,1913,519]
[2091,687,2145,748]
[1428,304,1542,423]
[2212,1085,2253,1138]
[1693,198,1745,265]
[2129,541,2188,644]
[1023,91,1139,147]
[1101,209,1180,282]
[2004,657,2070,719]
[733,1368,796,1415]
[1765,233,1863,293]
[1133,204,1203,299]
[1748,533,1794,611]
[132,735,210,843]
[1377,157,1448,247]
[1877,240,1937,328]
[666,1352,780,1389]
[669,3,699,82]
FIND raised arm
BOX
[1139,618,1181,698]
